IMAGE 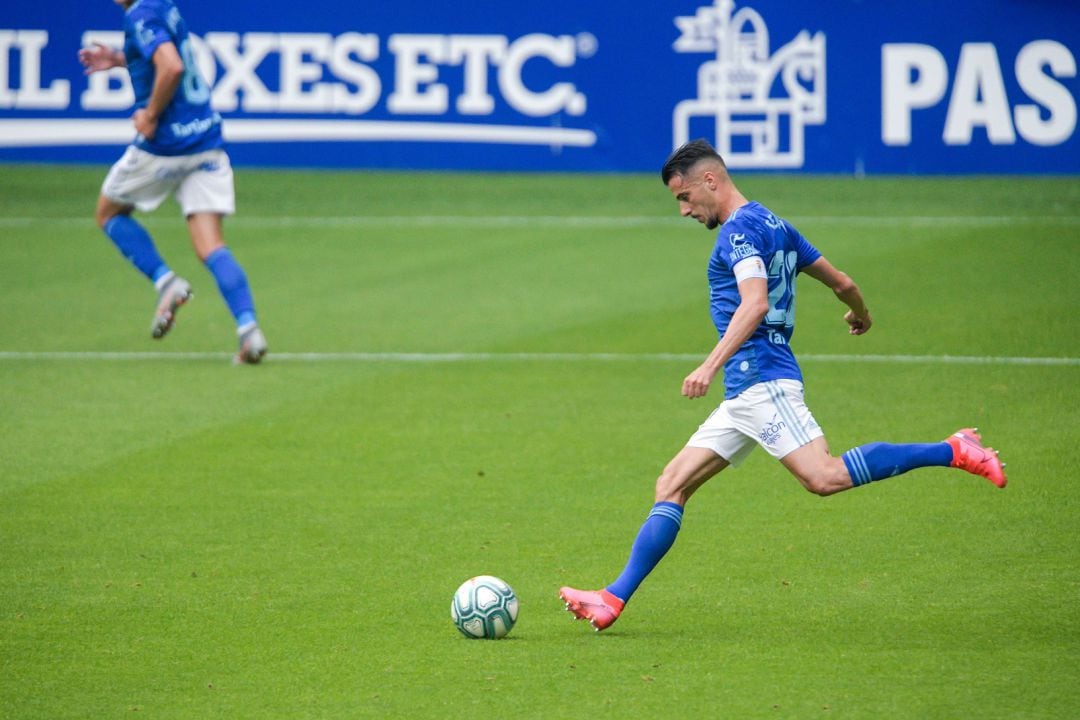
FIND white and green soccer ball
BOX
[451,575,519,639]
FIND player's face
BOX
[668,171,721,230]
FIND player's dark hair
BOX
[660,138,727,184]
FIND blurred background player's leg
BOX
[96,194,192,339]
[180,152,268,364]
[187,212,267,364]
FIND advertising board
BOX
[1,0,1076,173]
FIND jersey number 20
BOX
[765,250,798,329]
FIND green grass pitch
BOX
[1,165,1078,718]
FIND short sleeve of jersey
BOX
[787,220,822,269]
[718,219,767,271]
[127,7,172,60]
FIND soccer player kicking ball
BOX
[559,139,1006,632]
[80,0,267,364]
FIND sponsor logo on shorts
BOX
[759,414,787,446]
[154,166,187,181]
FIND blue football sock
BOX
[204,247,256,328]
[605,501,684,603]
[842,442,954,487]
[103,215,169,282]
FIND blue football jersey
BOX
[707,202,822,398]
[122,0,222,156]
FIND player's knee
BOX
[802,476,836,496]
[787,453,850,497]
[95,205,114,230]
[654,476,679,504]
[95,201,126,230]
[798,468,847,497]
[654,468,688,504]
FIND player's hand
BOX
[78,42,121,74]
[845,310,872,335]
[132,108,159,140]
[682,365,717,399]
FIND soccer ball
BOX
[450,575,519,639]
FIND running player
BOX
[80,0,267,363]
[559,139,1006,632]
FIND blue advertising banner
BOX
[1,0,1077,173]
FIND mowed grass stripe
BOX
[0,351,1076,366]
[1,214,1078,229]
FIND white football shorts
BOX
[102,146,235,216]
[686,379,824,466]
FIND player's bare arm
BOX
[682,276,769,399]
[134,42,184,140]
[78,42,126,73]
[801,256,872,335]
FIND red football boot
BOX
[946,428,1007,488]
[559,587,625,631]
